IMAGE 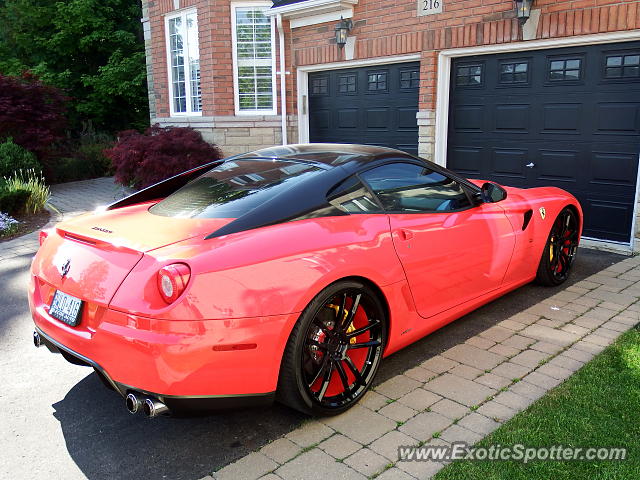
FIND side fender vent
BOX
[522,209,533,231]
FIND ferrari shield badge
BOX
[539,207,546,220]
[59,258,71,277]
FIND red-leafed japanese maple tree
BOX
[0,73,68,160]
[106,125,223,189]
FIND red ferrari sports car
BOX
[30,144,582,417]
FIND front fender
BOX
[499,185,583,284]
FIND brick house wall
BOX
[278,0,640,248]
[142,0,640,246]
[142,0,640,155]
[142,0,289,155]
[286,0,639,159]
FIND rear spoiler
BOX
[106,159,225,211]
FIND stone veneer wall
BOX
[141,1,156,121]
[417,110,436,162]
[154,115,299,157]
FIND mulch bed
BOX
[0,210,51,243]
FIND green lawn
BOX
[435,328,640,480]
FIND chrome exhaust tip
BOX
[33,331,42,348]
[125,393,142,414]
[142,397,169,418]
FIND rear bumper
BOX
[29,278,298,403]
[35,327,276,411]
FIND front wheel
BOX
[536,207,580,286]
[276,280,387,416]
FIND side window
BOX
[548,57,582,81]
[499,61,529,84]
[455,64,482,86]
[604,53,640,79]
[310,75,328,95]
[367,71,388,92]
[328,176,381,214]
[360,163,471,213]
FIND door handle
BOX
[398,229,414,241]
[526,162,535,168]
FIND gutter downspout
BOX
[277,14,288,145]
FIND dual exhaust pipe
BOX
[34,330,170,418]
[126,392,169,418]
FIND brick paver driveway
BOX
[49,177,133,215]
[0,177,633,480]
[213,255,640,480]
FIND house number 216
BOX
[419,0,443,16]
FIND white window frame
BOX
[231,2,278,116]
[164,8,202,117]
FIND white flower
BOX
[0,212,19,233]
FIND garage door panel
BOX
[366,108,390,130]
[449,41,640,243]
[595,103,639,134]
[453,105,484,131]
[491,148,528,181]
[450,147,483,176]
[309,62,419,155]
[337,109,358,129]
[589,152,639,188]
[310,109,330,130]
[536,150,580,184]
[581,197,634,242]
[398,107,420,131]
[541,104,582,133]
[494,104,530,132]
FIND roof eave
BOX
[268,0,358,27]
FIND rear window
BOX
[149,159,321,218]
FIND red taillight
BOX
[39,229,50,246]
[157,263,191,304]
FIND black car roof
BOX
[108,144,479,239]
[234,143,416,172]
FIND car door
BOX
[359,162,516,319]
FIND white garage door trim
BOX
[435,30,640,253]
[296,54,421,143]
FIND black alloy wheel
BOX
[277,280,387,415]
[536,207,580,286]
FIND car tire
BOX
[276,279,387,416]
[536,207,580,287]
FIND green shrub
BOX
[78,142,113,176]
[0,138,41,179]
[50,142,113,183]
[3,169,50,214]
[50,158,80,183]
[0,188,30,215]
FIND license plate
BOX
[49,290,83,326]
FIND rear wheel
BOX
[276,280,387,415]
[536,208,580,286]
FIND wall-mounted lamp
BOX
[335,17,353,48]
[515,0,534,25]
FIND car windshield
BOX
[149,159,322,218]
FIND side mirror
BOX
[479,182,507,203]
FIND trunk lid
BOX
[56,202,234,253]
[34,202,234,306]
